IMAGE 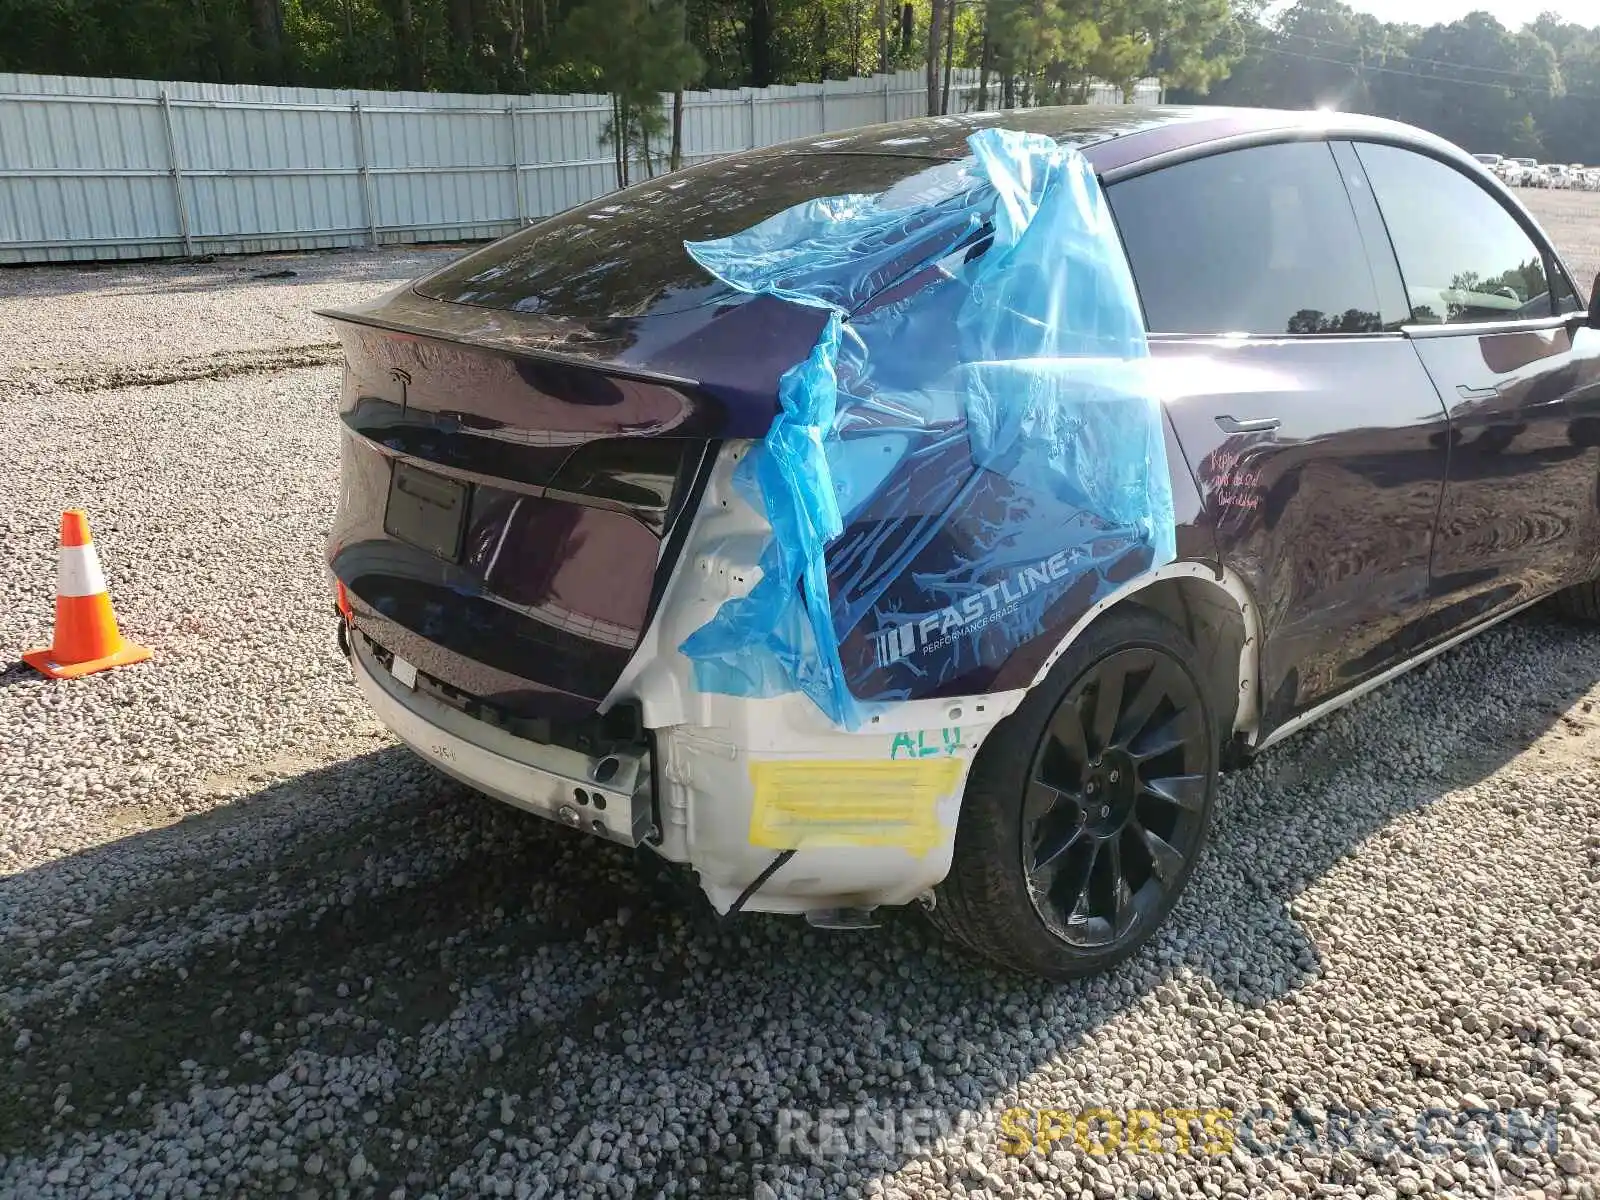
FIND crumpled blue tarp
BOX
[678,127,1176,728]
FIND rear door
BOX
[1107,138,1450,730]
[1348,140,1600,633]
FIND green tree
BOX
[1528,15,1600,164]
[985,0,1096,107]
[1142,0,1251,97]
[978,0,1234,109]
[1197,0,1588,168]
[561,0,701,187]
[1207,0,1392,112]
[1405,13,1554,154]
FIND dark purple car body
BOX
[322,105,1600,977]
[325,105,1600,737]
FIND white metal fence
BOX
[0,69,1159,264]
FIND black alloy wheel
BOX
[1022,646,1211,951]
[929,608,1219,979]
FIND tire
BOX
[1552,581,1600,622]
[929,608,1219,980]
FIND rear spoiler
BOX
[316,292,698,389]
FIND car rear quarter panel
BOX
[986,411,1218,693]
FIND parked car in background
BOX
[1473,152,1503,171]
[320,105,1600,980]
[1506,156,1540,186]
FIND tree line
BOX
[1,1,1596,179]
[0,1,1240,99]
[1192,1,1600,169]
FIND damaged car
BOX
[321,105,1600,980]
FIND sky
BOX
[1336,0,1598,29]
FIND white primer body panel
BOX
[611,444,1022,912]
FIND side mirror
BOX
[1591,272,1600,329]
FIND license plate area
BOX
[384,462,469,561]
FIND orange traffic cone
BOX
[23,510,151,680]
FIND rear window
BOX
[1108,140,1384,337]
[414,152,967,319]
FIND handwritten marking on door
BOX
[1208,449,1264,513]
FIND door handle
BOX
[1215,415,1280,434]
[1456,383,1501,401]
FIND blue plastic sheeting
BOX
[678,127,1176,728]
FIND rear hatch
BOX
[324,308,723,725]
[324,147,964,724]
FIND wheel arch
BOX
[1025,562,1265,748]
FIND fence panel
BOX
[0,67,1155,263]
[0,92,181,257]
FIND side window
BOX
[1354,142,1552,326]
[1107,141,1384,337]
[1553,266,1585,316]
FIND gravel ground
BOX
[0,248,458,395]
[3,246,1600,1200]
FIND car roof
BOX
[781,104,1471,177]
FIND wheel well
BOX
[1117,576,1258,745]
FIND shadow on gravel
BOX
[1,613,1595,1195]
[0,662,38,690]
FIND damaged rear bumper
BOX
[346,629,654,847]
[341,614,1021,917]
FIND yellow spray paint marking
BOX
[747,758,964,856]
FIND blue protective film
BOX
[678,127,1176,728]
